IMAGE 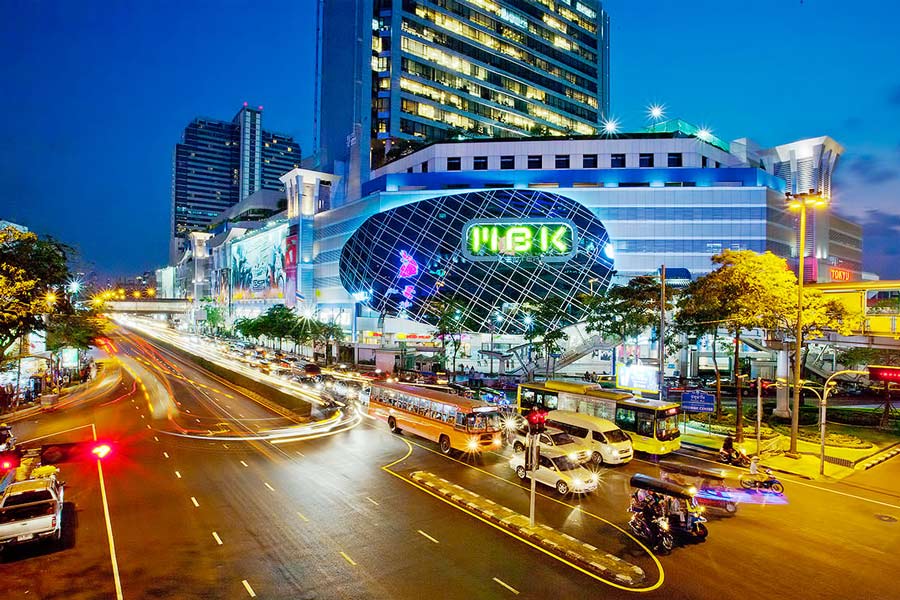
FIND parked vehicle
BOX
[510,425,592,464]
[545,410,633,465]
[509,449,599,495]
[0,474,65,550]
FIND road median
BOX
[410,470,646,587]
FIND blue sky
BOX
[1,0,898,277]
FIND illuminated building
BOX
[312,0,610,202]
[170,104,300,263]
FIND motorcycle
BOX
[628,502,674,554]
[718,447,751,467]
[739,468,784,494]
[666,502,709,542]
[629,474,711,553]
[0,426,15,452]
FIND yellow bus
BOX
[517,381,681,455]
[367,382,503,455]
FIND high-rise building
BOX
[170,104,300,262]
[313,0,610,202]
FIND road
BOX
[3,328,899,599]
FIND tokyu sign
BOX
[462,219,577,262]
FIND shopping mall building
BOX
[160,123,865,371]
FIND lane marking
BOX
[163,452,169,459]
[295,450,305,457]
[366,496,380,506]
[240,460,249,467]
[297,511,309,522]
[242,580,256,598]
[140,414,145,419]
[223,443,230,449]
[92,423,124,600]
[339,551,357,566]
[146,424,152,430]
[417,529,439,544]
[18,423,94,445]
[175,471,182,479]
[154,436,159,442]
[264,482,275,492]
[191,497,200,508]
[212,531,223,545]
[493,577,520,595]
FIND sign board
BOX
[616,363,659,394]
[60,348,79,368]
[829,267,851,282]
[681,390,715,413]
[461,218,577,262]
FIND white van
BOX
[546,410,633,465]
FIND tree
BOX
[203,304,226,336]
[314,320,344,366]
[255,305,298,350]
[522,297,570,380]
[424,296,467,377]
[45,312,107,352]
[0,227,71,362]
[234,317,261,341]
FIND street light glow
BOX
[601,117,620,135]
[45,291,57,307]
[647,104,665,120]
[696,127,713,141]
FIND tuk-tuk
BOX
[628,473,708,551]
[658,460,738,514]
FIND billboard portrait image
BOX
[231,224,288,300]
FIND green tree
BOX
[234,317,261,341]
[45,311,107,352]
[522,297,570,380]
[314,320,345,366]
[256,305,298,350]
[203,304,226,336]
[424,296,467,377]
[0,227,71,361]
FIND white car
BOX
[509,450,599,494]
[511,424,592,464]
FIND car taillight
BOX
[52,516,57,528]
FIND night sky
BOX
[2,0,898,278]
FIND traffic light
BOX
[41,442,114,465]
[526,408,548,433]
[0,449,21,470]
[868,365,900,383]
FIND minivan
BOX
[546,410,633,465]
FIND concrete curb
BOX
[860,443,900,470]
[410,471,646,586]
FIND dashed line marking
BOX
[493,577,520,595]
[191,497,199,508]
[223,444,229,449]
[339,551,357,566]
[264,482,275,492]
[366,496,380,506]
[140,414,145,419]
[154,436,159,442]
[163,452,169,459]
[175,471,182,479]
[417,529,439,544]
[146,424,151,430]
[241,580,256,597]
[297,511,309,522]
[295,450,305,457]
[240,460,249,467]
[212,531,223,545]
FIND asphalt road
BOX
[3,328,899,599]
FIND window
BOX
[667,153,683,167]
[611,154,626,168]
[701,155,709,168]
[500,155,515,169]
[639,153,654,168]
[447,157,461,171]
[582,154,598,168]
[473,156,488,170]
[528,155,543,169]
[407,167,413,173]
[616,407,636,432]
[421,161,428,173]
[555,154,570,169]
[715,161,721,168]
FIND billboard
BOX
[231,224,288,301]
[616,363,659,394]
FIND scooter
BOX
[0,426,15,452]
[739,468,785,494]
[667,503,709,542]
[629,502,675,554]
[718,447,751,467]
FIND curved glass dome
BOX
[339,189,614,334]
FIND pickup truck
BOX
[0,475,64,549]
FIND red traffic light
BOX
[92,444,112,459]
[0,450,21,470]
[526,408,548,432]
[41,441,115,464]
[868,365,900,383]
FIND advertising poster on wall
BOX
[284,233,298,308]
[616,363,659,394]
[231,223,288,301]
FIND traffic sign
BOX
[681,390,715,413]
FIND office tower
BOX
[314,0,610,201]
[170,104,300,262]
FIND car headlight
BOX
[568,452,579,461]
[467,438,478,451]
[659,520,670,531]
[590,474,599,483]
[503,418,518,431]
[610,448,620,456]
[573,478,583,487]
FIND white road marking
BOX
[185,409,191,413]
[240,460,249,467]
[264,482,275,491]
[154,436,159,442]
[163,452,169,459]
[92,423,124,600]
[297,511,309,522]
[212,531,223,545]
[366,496,380,506]
[340,551,357,566]
[417,529,439,544]
[140,414,145,419]
[196,418,201,423]
[146,424,151,429]
[295,450,305,457]
[18,423,94,445]
[191,497,200,508]
[242,580,256,597]
[175,471,182,479]
[493,577,520,595]
[223,444,230,449]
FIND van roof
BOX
[547,410,619,431]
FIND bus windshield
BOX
[656,415,681,441]
[466,411,501,432]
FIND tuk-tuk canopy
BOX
[630,473,697,500]
[658,460,727,482]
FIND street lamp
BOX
[786,190,829,457]
[818,370,867,476]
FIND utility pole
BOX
[659,264,666,396]
[756,376,762,457]
[529,430,538,528]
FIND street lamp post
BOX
[786,191,828,457]
[818,369,867,476]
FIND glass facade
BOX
[338,189,614,334]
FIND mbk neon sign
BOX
[462,219,577,262]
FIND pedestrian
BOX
[583,370,590,381]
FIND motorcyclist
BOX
[721,434,735,460]
[748,455,766,483]
[0,423,13,450]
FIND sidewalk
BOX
[680,424,895,481]
[0,369,108,423]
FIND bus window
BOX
[637,413,654,438]
[557,393,577,411]
[539,392,559,410]
[521,388,536,409]
[616,407,636,433]
[455,412,467,430]
[656,414,681,441]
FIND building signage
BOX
[829,267,851,282]
[681,390,715,413]
[231,223,288,301]
[461,218,577,262]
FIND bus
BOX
[367,382,503,455]
[517,380,681,455]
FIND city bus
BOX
[367,382,503,455]
[517,380,681,455]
